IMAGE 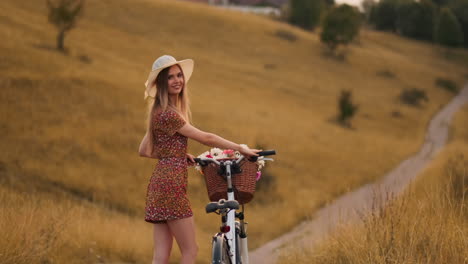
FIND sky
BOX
[335,0,363,8]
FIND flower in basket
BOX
[195,145,267,178]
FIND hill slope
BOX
[1,0,467,263]
[278,103,468,264]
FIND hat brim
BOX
[144,59,194,99]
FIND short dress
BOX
[144,109,193,224]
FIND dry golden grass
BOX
[0,185,155,264]
[278,104,468,263]
[1,0,468,262]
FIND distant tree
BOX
[369,0,399,31]
[47,0,84,52]
[324,0,335,7]
[450,0,468,47]
[321,4,361,52]
[337,89,358,127]
[396,0,436,41]
[431,0,453,6]
[362,0,376,22]
[288,0,324,31]
[434,7,464,46]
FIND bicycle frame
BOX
[223,160,245,264]
[198,157,248,264]
[196,150,275,264]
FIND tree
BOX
[337,90,358,127]
[324,0,335,8]
[396,0,436,41]
[321,4,361,51]
[369,0,399,31]
[362,0,376,22]
[450,0,468,47]
[434,7,464,46]
[47,0,84,52]
[431,0,454,6]
[288,0,324,31]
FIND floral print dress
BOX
[144,109,192,223]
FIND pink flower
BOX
[223,149,234,155]
[256,171,262,181]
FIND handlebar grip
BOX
[249,150,276,162]
[258,150,276,157]
[193,158,207,166]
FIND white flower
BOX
[197,151,210,159]
[257,159,265,170]
[210,148,223,159]
[194,146,270,175]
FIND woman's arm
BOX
[178,123,259,158]
[138,132,156,158]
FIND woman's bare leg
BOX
[152,223,173,264]
[167,217,198,264]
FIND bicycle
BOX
[194,150,276,264]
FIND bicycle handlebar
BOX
[193,149,276,166]
[249,150,276,162]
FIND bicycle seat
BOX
[205,199,240,213]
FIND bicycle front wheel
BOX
[212,234,231,264]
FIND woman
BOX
[139,55,260,264]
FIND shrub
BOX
[435,77,459,93]
[398,88,428,107]
[434,7,464,47]
[376,69,397,79]
[391,110,403,118]
[321,4,361,52]
[275,29,298,42]
[337,89,358,127]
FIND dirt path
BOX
[250,84,468,264]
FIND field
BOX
[1,0,468,263]
[278,104,468,263]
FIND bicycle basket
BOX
[202,160,258,204]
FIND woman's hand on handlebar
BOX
[186,153,196,166]
[239,145,261,159]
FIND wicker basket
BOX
[202,160,258,204]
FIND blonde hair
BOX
[145,65,192,154]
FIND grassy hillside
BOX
[278,104,468,263]
[1,0,468,263]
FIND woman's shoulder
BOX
[155,108,184,122]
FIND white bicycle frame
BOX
[225,159,239,264]
[199,154,273,264]
[201,156,249,264]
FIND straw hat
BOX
[144,55,194,99]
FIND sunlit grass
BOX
[278,104,468,263]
